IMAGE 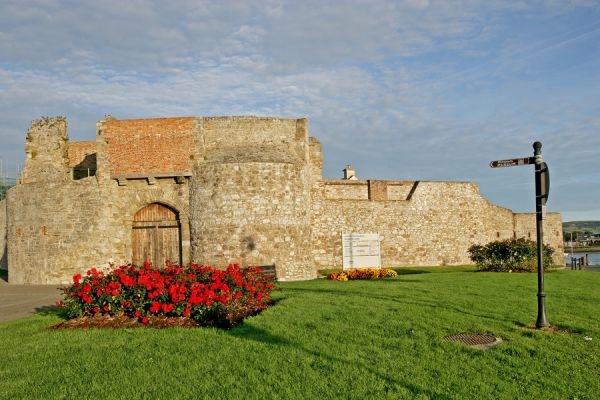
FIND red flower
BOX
[103,306,109,312]
[93,307,100,313]
[149,301,161,313]
[183,308,191,317]
[73,274,82,284]
[141,317,149,324]
[135,311,142,317]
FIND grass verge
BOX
[1,268,598,399]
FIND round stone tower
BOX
[189,116,316,281]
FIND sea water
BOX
[564,252,600,266]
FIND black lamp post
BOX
[533,141,549,329]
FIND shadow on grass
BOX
[227,322,453,399]
[392,269,431,275]
[34,305,60,317]
[285,286,514,325]
[228,323,292,346]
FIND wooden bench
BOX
[251,264,277,279]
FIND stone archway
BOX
[132,203,181,267]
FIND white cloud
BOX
[0,0,599,218]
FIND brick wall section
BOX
[67,141,97,168]
[0,199,6,270]
[368,180,388,201]
[104,117,197,176]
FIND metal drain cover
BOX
[444,333,502,350]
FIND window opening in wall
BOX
[528,232,531,239]
[72,153,97,180]
[73,168,96,180]
[496,232,500,238]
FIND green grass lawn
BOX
[1,268,599,399]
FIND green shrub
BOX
[468,238,554,272]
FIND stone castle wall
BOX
[514,213,564,265]
[5,115,565,283]
[311,179,564,268]
[20,117,71,184]
[7,118,193,284]
[190,117,315,281]
[0,199,7,270]
[7,179,107,283]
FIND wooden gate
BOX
[132,203,181,267]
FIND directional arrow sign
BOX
[489,157,534,168]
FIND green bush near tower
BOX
[468,238,554,272]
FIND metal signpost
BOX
[490,141,550,328]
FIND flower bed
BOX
[55,262,275,328]
[327,268,397,281]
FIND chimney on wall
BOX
[342,165,357,180]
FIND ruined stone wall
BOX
[7,118,193,284]
[20,117,71,184]
[322,181,369,200]
[7,179,108,284]
[0,199,7,270]
[7,115,565,283]
[485,204,516,241]
[8,176,192,284]
[514,213,564,265]
[190,117,315,281]
[311,179,564,269]
[309,137,323,181]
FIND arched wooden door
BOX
[132,203,181,267]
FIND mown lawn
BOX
[1,267,599,399]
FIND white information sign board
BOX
[342,233,381,270]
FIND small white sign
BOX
[342,233,381,270]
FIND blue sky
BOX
[1,0,599,221]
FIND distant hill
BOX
[563,221,600,235]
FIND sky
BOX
[0,0,599,221]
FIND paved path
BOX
[0,279,62,323]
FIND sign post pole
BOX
[490,142,550,329]
[533,141,549,328]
